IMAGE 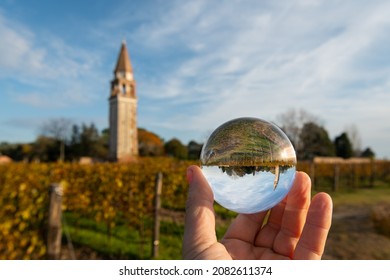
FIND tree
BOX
[0,142,15,157]
[32,136,58,162]
[0,142,23,161]
[361,147,375,159]
[298,122,335,160]
[138,128,164,156]
[188,141,203,160]
[70,123,108,159]
[334,132,353,159]
[40,118,72,161]
[79,123,100,156]
[39,121,108,161]
[276,108,322,151]
[164,138,188,159]
[345,124,362,156]
[99,128,110,158]
[69,124,82,159]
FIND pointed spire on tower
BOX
[114,40,133,73]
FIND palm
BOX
[183,166,332,260]
[223,239,288,260]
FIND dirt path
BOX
[323,204,390,259]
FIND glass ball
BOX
[200,117,297,214]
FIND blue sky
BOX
[0,0,389,158]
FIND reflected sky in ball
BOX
[202,166,296,213]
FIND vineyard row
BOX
[1,158,389,259]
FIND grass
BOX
[62,212,187,259]
[324,186,390,208]
[62,208,234,260]
[62,213,234,260]
[62,213,146,259]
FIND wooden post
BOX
[352,164,357,189]
[370,159,375,188]
[47,183,63,259]
[333,164,340,192]
[152,172,163,259]
[347,164,352,188]
[310,162,316,190]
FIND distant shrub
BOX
[371,203,390,237]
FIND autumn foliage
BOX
[1,158,389,259]
[0,158,194,259]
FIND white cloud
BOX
[0,10,105,108]
[13,87,98,108]
[1,0,389,157]
[126,0,390,157]
[0,11,46,75]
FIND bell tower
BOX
[109,41,138,161]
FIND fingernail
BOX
[186,167,194,184]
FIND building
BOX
[108,41,138,161]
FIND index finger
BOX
[182,165,218,259]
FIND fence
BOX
[297,157,389,191]
[46,173,164,260]
[0,159,189,260]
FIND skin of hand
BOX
[182,165,333,260]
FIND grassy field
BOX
[329,186,390,207]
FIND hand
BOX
[182,165,332,260]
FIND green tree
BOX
[334,132,353,158]
[66,123,108,160]
[188,141,203,160]
[361,147,375,159]
[32,136,58,162]
[80,123,99,155]
[164,138,188,159]
[0,142,15,158]
[298,122,335,160]
[69,124,82,159]
[0,142,24,161]
[100,128,110,157]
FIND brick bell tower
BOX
[109,41,138,161]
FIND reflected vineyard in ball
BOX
[200,117,297,214]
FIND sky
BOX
[0,0,389,159]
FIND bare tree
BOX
[40,118,72,161]
[275,108,322,152]
[345,124,362,156]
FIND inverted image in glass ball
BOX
[200,117,297,214]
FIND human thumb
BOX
[182,165,217,259]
